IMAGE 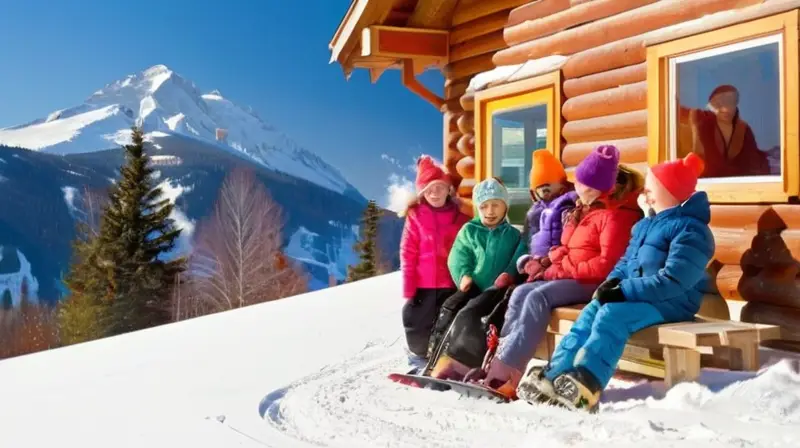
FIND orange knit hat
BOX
[529,150,566,189]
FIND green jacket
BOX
[447,217,527,291]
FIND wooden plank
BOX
[451,0,530,27]
[407,0,460,29]
[444,52,496,82]
[450,29,507,63]
[450,10,508,45]
[658,321,781,349]
[361,25,449,60]
[663,346,701,388]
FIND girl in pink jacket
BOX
[400,155,470,366]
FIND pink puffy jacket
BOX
[400,200,470,299]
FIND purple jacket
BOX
[523,190,578,259]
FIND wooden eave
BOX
[329,0,462,108]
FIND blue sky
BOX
[0,0,445,206]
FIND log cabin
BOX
[328,0,800,383]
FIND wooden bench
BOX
[533,296,782,388]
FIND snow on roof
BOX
[1,272,799,447]
[466,56,569,95]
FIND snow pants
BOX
[424,285,482,363]
[545,300,685,389]
[442,286,512,369]
[495,280,597,372]
[402,288,457,358]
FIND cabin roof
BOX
[328,0,458,81]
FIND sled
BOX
[387,372,510,403]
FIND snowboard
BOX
[387,372,510,403]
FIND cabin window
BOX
[647,12,799,202]
[474,72,562,225]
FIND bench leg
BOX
[727,337,759,371]
[663,346,701,388]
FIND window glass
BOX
[491,104,548,225]
[671,36,781,181]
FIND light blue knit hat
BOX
[472,177,509,208]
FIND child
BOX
[424,177,527,378]
[476,145,644,397]
[516,150,577,282]
[519,153,714,411]
[399,155,470,369]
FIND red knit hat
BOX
[650,153,706,202]
[415,155,451,193]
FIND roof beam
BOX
[361,25,449,61]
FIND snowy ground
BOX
[0,272,798,447]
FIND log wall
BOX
[442,0,529,207]
[452,0,800,340]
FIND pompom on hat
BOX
[650,153,706,202]
[575,145,620,192]
[415,155,452,194]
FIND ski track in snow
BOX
[258,340,800,448]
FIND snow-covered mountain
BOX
[0,64,357,198]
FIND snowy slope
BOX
[0,272,798,448]
[0,65,355,196]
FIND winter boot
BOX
[430,354,472,381]
[477,358,521,399]
[545,367,602,413]
[516,362,557,405]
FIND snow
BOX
[156,178,195,258]
[0,272,798,447]
[0,247,40,305]
[0,65,355,196]
[61,186,79,217]
[286,225,359,282]
[466,55,569,94]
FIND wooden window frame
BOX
[473,71,563,191]
[647,11,800,203]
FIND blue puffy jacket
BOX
[608,191,716,320]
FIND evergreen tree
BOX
[346,200,382,282]
[59,126,186,342]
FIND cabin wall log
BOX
[455,0,800,337]
[506,0,571,27]
[562,63,647,98]
[561,137,647,166]
[504,0,659,47]
[561,110,647,146]
[494,0,764,66]
[562,81,647,121]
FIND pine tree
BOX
[59,126,186,342]
[346,200,382,282]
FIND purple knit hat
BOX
[575,145,620,192]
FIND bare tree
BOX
[74,185,109,241]
[179,168,307,317]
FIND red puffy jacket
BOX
[544,191,642,284]
[400,200,470,298]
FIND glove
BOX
[494,272,512,289]
[595,281,625,305]
[596,278,621,296]
[540,256,552,269]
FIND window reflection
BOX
[491,104,548,224]
[672,36,780,179]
